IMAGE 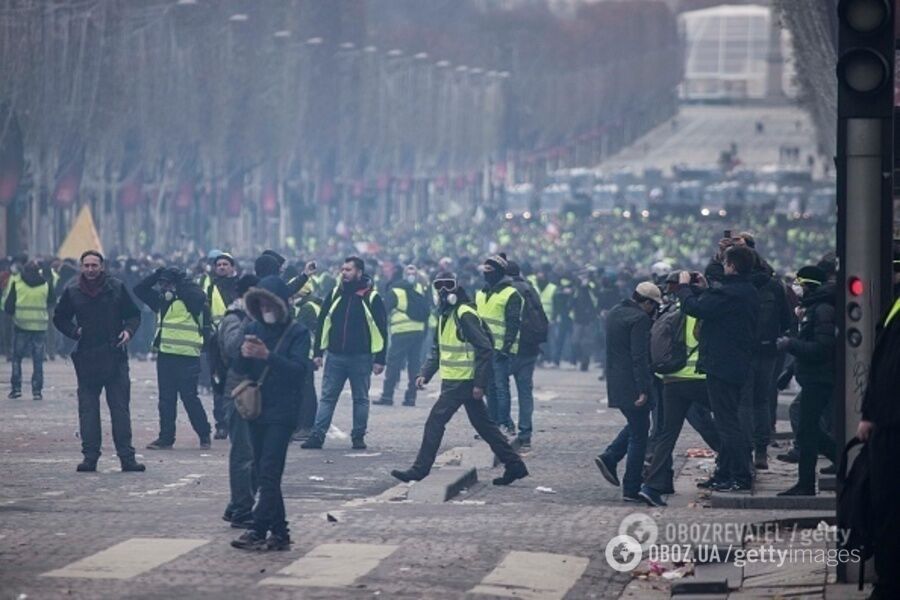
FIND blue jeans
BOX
[488,353,513,428]
[11,329,45,394]
[511,354,536,442]
[602,407,651,497]
[313,353,372,440]
[227,407,257,519]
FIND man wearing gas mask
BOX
[135,266,213,450]
[391,272,528,486]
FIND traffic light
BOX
[837,0,894,118]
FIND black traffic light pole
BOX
[835,0,895,585]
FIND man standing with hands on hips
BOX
[53,250,144,473]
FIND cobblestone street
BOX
[2,359,807,599]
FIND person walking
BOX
[230,276,309,551]
[217,274,259,529]
[375,264,429,407]
[390,272,528,486]
[677,245,759,492]
[5,260,54,400]
[52,250,144,473]
[204,252,239,439]
[291,283,321,441]
[302,256,387,450]
[135,266,213,450]
[571,270,599,371]
[594,282,660,502]
[776,266,836,496]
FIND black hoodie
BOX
[785,283,836,386]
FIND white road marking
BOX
[128,474,205,497]
[534,391,559,402]
[469,551,590,600]
[260,543,399,588]
[41,537,208,580]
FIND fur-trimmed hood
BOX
[244,275,292,324]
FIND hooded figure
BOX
[231,275,309,552]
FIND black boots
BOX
[493,462,529,486]
[120,458,146,472]
[76,459,97,473]
[391,468,427,483]
[777,484,815,497]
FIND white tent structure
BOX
[679,4,795,101]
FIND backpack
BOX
[404,287,430,323]
[513,282,549,346]
[755,280,781,347]
[650,303,689,374]
[837,438,873,590]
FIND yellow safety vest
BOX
[439,304,479,381]
[2,273,21,304]
[475,286,522,354]
[202,275,227,323]
[662,313,704,381]
[320,288,384,353]
[885,297,900,327]
[536,281,557,317]
[157,299,204,357]
[297,300,321,359]
[13,282,49,332]
[390,285,426,335]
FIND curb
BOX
[407,467,478,503]
[709,492,835,510]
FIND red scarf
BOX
[78,272,107,298]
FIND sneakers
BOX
[146,439,173,450]
[391,468,427,483]
[291,428,312,442]
[776,450,799,464]
[199,436,211,449]
[754,451,769,470]
[352,437,367,450]
[120,459,146,472]
[638,485,668,507]
[7,390,21,399]
[623,494,644,503]
[696,476,726,489]
[266,532,292,551]
[711,479,752,493]
[32,392,42,401]
[372,397,393,406]
[213,427,228,440]
[492,461,529,486]
[777,484,815,497]
[301,434,324,449]
[594,455,620,487]
[76,459,97,473]
[511,438,532,453]
[231,530,268,551]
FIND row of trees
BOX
[0,0,682,257]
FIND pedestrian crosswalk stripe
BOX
[260,543,399,588]
[41,537,208,580]
[469,551,590,600]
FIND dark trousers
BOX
[77,360,135,461]
[249,422,293,536]
[297,360,318,430]
[381,332,424,403]
[412,381,522,475]
[212,390,227,430]
[870,426,900,595]
[795,382,836,488]
[227,408,257,519]
[11,329,45,394]
[645,380,721,492]
[740,355,776,454]
[707,375,752,485]
[571,322,595,369]
[788,390,833,453]
[552,319,572,365]
[602,406,651,497]
[156,353,211,444]
[770,351,787,430]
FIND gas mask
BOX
[261,310,278,324]
[434,277,459,308]
[439,288,458,306]
[163,291,175,302]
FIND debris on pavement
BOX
[535,486,557,494]
[685,447,716,458]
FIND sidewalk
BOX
[616,393,867,599]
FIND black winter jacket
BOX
[677,274,759,385]
[604,299,653,409]
[786,284,836,387]
[53,276,141,353]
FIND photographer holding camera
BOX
[677,245,759,492]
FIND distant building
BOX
[679,4,796,101]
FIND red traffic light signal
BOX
[848,276,865,296]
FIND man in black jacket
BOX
[53,250,144,473]
[390,272,527,485]
[677,245,759,492]
[594,282,660,502]
[776,266,836,496]
[135,267,213,450]
[303,256,387,450]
